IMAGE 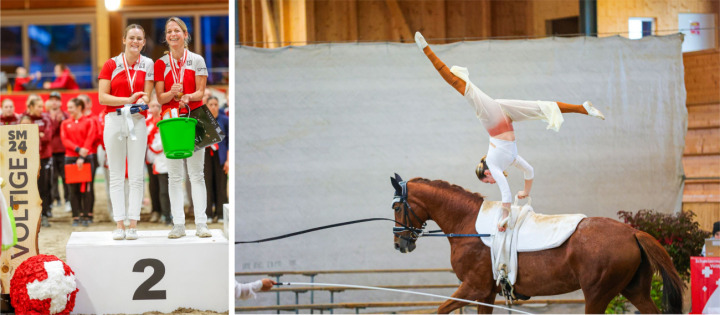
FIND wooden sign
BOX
[0,124,41,294]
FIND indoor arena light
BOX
[105,0,121,11]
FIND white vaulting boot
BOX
[112,229,125,240]
[168,224,186,239]
[583,101,605,120]
[125,228,138,240]
[415,32,428,50]
[196,223,212,238]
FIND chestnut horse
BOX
[390,176,683,314]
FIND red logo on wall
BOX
[690,22,700,35]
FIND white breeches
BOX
[104,113,147,222]
[166,152,207,225]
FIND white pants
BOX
[104,113,147,222]
[167,151,207,225]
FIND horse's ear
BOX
[394,173,403,182]
[390,177,402,195]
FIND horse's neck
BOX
[415,184,481,234]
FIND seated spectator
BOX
[14,67,42,91]
[702,221,720,257]
[1,99,20,125]
[43,64,79,90]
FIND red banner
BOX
[0,91,102,115]
[691,256,720,314]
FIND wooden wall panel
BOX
[396,0,446,43]
[313,0,357,42]
[683,202,720,232]
[530,0,579,36]
[108,12,123,63]
[597,0,718,37]
[357,0,393,42]
[446,0,491,40]
[1,0,95,10]
[491,0,532,38]
[683,155,720,178]
[684,50,720,105]
[684,128,720,155]
[684,183,720,202]
[281,0,309,45]
[688,104,720,129]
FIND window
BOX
[28,24,93,88]
[1,26,23,78]
[200,15,229,84]
[629,18,654,40]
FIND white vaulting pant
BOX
[451,66,564,133]
[105,113,147,222]
[167,152,207,224]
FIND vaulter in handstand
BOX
[414,32,605,232]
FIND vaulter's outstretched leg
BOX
[557,101,605,120]
[415,32,467,96]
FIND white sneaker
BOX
[64,201,71,212]
[168,224,186,239]
[196,223,212,238]
[415,32,428,50]
[125,228,138,240]
[112,229,125,240]
[583,101,605,120]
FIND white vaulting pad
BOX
[66,230,228,314]
[476,201,586,251]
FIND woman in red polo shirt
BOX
[60,98,96,227]
[98,24,154,241]
[154,17,210,239]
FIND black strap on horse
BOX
[392,227,490,238]
[235,218,420,244]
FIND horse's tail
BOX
[635,231,684,314]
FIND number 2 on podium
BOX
[133,259,167,300]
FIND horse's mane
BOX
[409,178,485,203]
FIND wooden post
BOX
[0,124,41,294]
[96,0,111,72]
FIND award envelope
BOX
[65,163,93,184]
[189,104,226,151]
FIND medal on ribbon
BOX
[169,49,187,101]
[121,53,139,102]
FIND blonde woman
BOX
[154,17,210,238]
[98,24,154,240]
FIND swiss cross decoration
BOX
[10,254,79,315]
[691,256,720,314]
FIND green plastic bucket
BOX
[157,117,198,159]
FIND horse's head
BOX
[390,173,428,253]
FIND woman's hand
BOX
[260,278,277,291]
[517,190,529,199]
[170,83,183,95]
[78,148,89,157]
[180,94,191,105]
[76,157,84,169]
[129,92,147,104]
